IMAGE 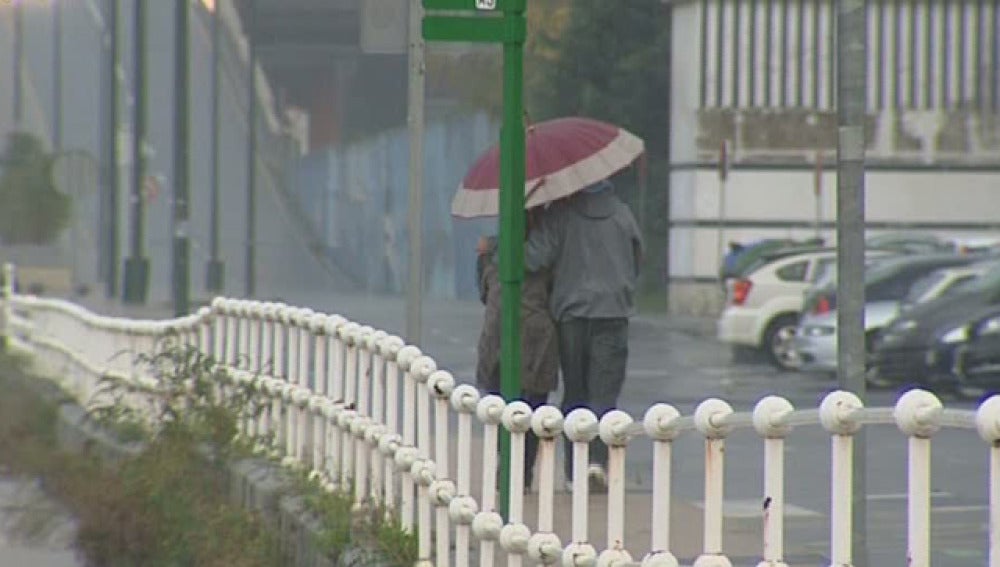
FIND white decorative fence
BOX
[2,263,1000,567]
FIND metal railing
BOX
[2,261,999,567]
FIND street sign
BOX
[423,0,501,10]
[423,15,523,43]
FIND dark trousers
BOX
[557,317,629,478]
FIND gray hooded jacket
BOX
[524,188,643,321]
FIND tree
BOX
[0,132,71,245]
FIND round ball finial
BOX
[598,410,635,447]
[694,398,734,439]
[531,406,565,439]
[429,370,456,399]
[502,401,534,434]
[819,390,864,435]
[477,395,507,425]
[396,345,423,370]
[451,384,481,413]
[894,389,943,438]
[562,542,599,566]
[752,395,795,438]
[643,404,682,441]
[564,408,600,443]
[976,395,1000,443]
[411,356,438,383]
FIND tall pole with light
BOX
[206,0,224,293]
[171,0,191,315]
[123,0,150,304]
[104,0,121,298]
[245,0,257,298]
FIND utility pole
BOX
[124,0,150,305]
[12,0,23,129]
[245,0,257,297]
[52,0,63,151]
[105,0,120,298]
[405,0,425,346]
[835,0,868,565]
[206,0,224,293]
[172,0,191,316]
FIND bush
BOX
[0,132,71,245]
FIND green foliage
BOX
[0,131,71,245]
[293,471,418,566]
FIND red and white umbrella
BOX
[452,116,645,218]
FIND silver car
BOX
[794,260,998,375]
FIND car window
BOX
[776,261,808,282]
[812,258,836,283]
[939,274,978,297]
[904,271,947,303]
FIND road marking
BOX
[933,505,988,514]
[867,491,951,501]
[693,499,822,518]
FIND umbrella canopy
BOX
[451,117,645,218]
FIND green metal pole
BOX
[106,0,120,298]
[53,0,63,151]
[497,0,526,521]
[206,0,224,293]
[171,0,190,316]
[123,0,150,304]
[245,0,257,298]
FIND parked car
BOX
[951,306,1000,399]
[795,258,998,375]
[865,232,954,255]
[871,260,1000,388]
[717,248,893,370]
[719,238,825,285]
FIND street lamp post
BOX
[206,0,224,293]
[104,0,121,298]
[245,0,257,298]
[123,0,150,304]
[172,0,191,316]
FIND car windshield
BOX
[958,263,1000,292]
[904,271,948,303]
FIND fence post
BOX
[693,398,734,567]
[500,401,533,566]
[528,406,564,565]
[643,404,682,567]
[975,395,1000,567]
[562,408,600,566]
[429,370,456,564]
[412,356,438,561]
[820,390,864,567]
[894,389,943,567]
[473,394,506,566]
[397,344,423,531]
[753,396,795,567]
[598,410,635,566]
[380,335,405,511]
[311,314,330,471]
[450,384,481,566]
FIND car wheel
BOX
[763,314,801,371]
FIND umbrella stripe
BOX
[451,127,644,218]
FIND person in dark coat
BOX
[475,209,559,491]
[524,179,643,490]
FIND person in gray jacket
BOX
[524,178,643,490]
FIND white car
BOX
[718,248,897,370]
[717,249,845,370]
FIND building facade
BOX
[668,0,1000,313]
